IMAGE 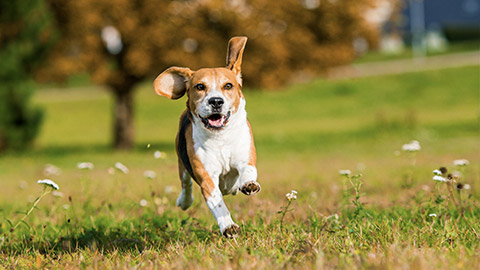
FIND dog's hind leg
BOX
[176,161,194,210]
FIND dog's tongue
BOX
[208,114,224,127]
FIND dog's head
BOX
[154,37,247,130]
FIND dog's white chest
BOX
[192,108,252,194]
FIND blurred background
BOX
[0,0,478,152]
[0,0,480,152]
[1,2,479,265]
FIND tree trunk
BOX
[112,88,134,150]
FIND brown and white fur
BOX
[153,37,260,238]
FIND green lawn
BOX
[0,66,479,269]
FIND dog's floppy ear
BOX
[154,67,193,99]
[226,36,247,85]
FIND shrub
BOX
[0,0,55,152]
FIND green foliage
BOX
[0,82,43,151]
[0,0,55,151]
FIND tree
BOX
[42,0,379,149]
[183,0,379,86]
[0,0,55,152]
[44,0,198,149]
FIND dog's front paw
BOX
[240,181,261,196]
[222,224,240,239]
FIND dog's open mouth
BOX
[201,111,231,129]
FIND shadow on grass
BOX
[8,213,217,255]
[1,141,175,159]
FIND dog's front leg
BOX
[192,162,239,237]
[237,164,261,195]
[202,184,240,238]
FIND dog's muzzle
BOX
[200,111,231,129]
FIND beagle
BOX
[153,37,260,238]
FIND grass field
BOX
[354,40,480,63]
[1,65,479,269]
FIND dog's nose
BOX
[208,97,224,109]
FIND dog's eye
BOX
[194,83,206,91]
[224,83,233,90]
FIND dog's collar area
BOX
[200,111,231,130]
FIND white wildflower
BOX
[165,185,173,194]
[161,197,168,204]
[154,151,165,159]
[77,162,94,170]
[327,214,339,220]
[357,163,366,171]
[432,169,442,176]
[401,140,421,152]
[140,199,148,207]
[62,204,70,210]
[429,213,437,217]
[456,183,471,191]
[43,164,61,176]
[286,190,297,201]
[52,191,64,198]
[19,181,28,190]
[154,197,163,205]
[37,179,59,190]
[453,159,469,166]
[143,170,157,179]
[339,169,351,176]
[433,175,446,182]
[114,162,129,174]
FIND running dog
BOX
[153,36,260,238]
